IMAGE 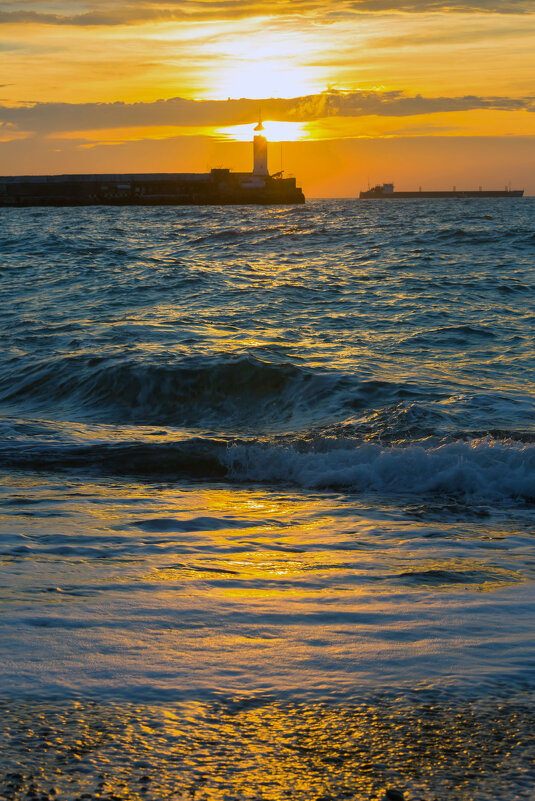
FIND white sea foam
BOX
[225,437,535,502]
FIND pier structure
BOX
[0,122,305,206]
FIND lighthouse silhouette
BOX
[253,115,269,176]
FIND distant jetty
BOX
[360,183,523,199]
[0,120,305,207]
[0,169,304,207]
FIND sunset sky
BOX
[1,0,534,194]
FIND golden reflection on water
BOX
[1,473,531,715]
[0,475,526,604]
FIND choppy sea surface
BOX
[1,198,535,800]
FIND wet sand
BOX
[1,692,534,800]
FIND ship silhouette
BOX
[360,182,523,199]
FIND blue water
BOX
[1,199,535,799]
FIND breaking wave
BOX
[224,437,535,502]
[2,422,534,503]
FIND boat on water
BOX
[360,183,524,199]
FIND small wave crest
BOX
[0,429,228,479]
[0,353,421,429]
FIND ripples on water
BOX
[1,199,535,798]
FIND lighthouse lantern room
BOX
[253,117,269,176]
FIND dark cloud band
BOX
[0,0,533,27]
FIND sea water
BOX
[1,199,535,799]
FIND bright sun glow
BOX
[216,121,307,142]
[203,23,325,100]
[217,63,315,100]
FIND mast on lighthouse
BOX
[253,114,269,176]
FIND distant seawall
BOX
[0,169,305,206]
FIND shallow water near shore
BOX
[1,198,535,798]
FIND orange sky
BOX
[1,0,534,194]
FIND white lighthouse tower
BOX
[253,115,269,176]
